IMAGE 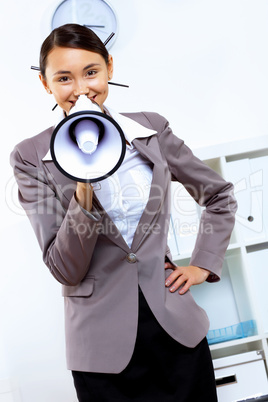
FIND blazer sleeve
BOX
[10,139,104,286]
[151,113,237,281]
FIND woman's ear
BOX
[107,54,114,80]
[39,73,52,94]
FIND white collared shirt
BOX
[93,106,156,248]
[43,105,157,248]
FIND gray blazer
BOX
[10,111,237,373]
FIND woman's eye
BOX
[86,70,97,77]
[58,76,70,82]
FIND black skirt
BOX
[72,288,218,402]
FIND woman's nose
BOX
[73,82,89,96]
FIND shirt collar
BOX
[104,105,157,147]
[42,105,157,161]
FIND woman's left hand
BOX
[164,263,210,295]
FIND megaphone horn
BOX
[50,96,126,183]
[69,117,105,154]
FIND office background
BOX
[1,0,268,401]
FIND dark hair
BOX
[39,24,109,78]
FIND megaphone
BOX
[50,96,126,183]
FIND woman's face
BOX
[40,46,113,113]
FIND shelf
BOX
[172,241,268,263]
[168,136,268,373]
[193,134,268,161]
[226,243,242,252]
[209,335,263,351]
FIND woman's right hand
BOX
[76,182,94,212]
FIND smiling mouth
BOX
[69,95,97,106]
[68,99,98,113]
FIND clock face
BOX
[51,0,117,49]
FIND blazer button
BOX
[126,253,137,263]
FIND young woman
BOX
[10,24,237,401]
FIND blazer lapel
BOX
[42,160,76,207]
[130,135,170,252]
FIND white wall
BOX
[1,0,268,401]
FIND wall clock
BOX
[51,0,118,49]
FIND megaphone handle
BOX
[76,182,94,212]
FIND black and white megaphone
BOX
[50,96,126,183]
